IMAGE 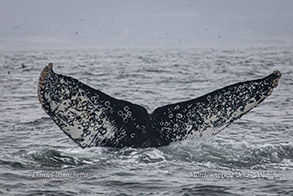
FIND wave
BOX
[26,149,89,169]
[161,140,293,169]
[14,141,292,171]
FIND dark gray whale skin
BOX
[38,63,281,148]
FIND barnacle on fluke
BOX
[38,63,281,148]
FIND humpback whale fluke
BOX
[38,63,281,148]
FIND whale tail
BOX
[150,70,281,144]
[38,63,281,148]
[38,63,152,148]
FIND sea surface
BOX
[0,47,292,195]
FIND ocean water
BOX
[0,47,292,195]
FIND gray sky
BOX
[1,0,293,49]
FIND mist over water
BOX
[0,47,292,195]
